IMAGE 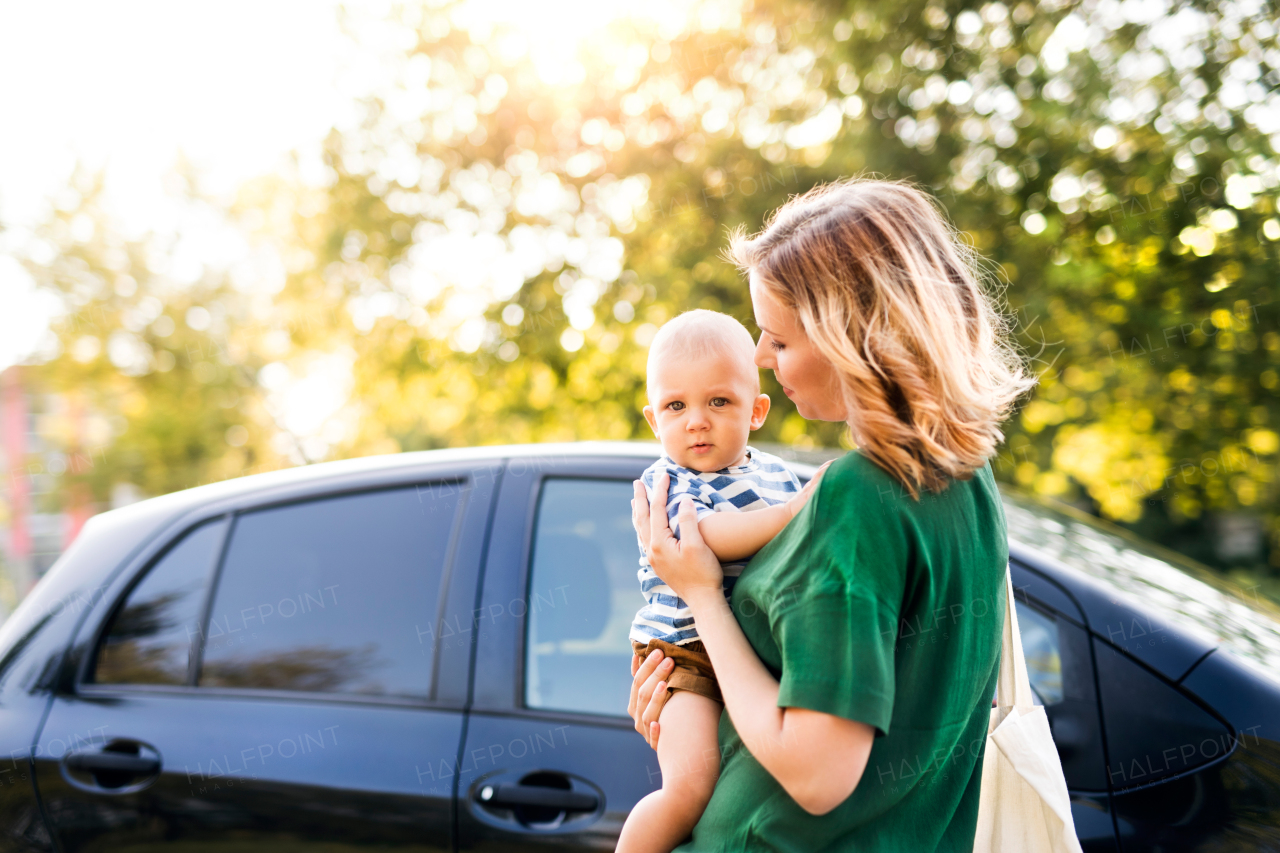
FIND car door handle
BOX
[62,740,163,793]
[476,783,598,812]
[65,752,160,775]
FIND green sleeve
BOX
[772,578,900,736]
[770,461,905,737]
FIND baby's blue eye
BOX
[710,397,729,407]
[669,401,685,411]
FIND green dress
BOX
[678,449,1008,852]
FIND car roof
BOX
[86,441,658,527]
[1002,485,1280,676]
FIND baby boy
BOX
[617,309,817,853]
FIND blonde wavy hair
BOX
[728,178,1037,499]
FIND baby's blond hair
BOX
[646,310,759,401]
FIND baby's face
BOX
[643,351,769,473]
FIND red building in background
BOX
[0,366,35,604]
[0,365,110,618]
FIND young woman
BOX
[629,178,1037,851]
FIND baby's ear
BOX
[642,405,659,435]
[750,393,771,429]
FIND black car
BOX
[0,442,1277,852]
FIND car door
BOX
[32,465,496,852]
[457,455,656,851]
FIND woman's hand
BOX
[631,473,724,600]
[786,459,832,519]
[627,648,674,749]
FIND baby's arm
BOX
[697,506,793,562]
[697,461,831,562]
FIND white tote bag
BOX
[973,568,1083,853]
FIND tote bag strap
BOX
[995,565,1035,710]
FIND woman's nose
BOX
[754,336,773,368]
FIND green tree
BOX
[16,0,1280,586]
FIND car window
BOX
[94,518,227,686]
[1095,641,1234,789]
[1016,601,1064,705]
[197,483,461,700]
[525,478,638,716]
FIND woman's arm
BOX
[683,584,875,814]
[630,473,874,816]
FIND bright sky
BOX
[0,0,349,369]
[0,0,348,227]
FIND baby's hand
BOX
[787,460,833,519]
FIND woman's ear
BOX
[643,405,659,436]
[749,394,771,430]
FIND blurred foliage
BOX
[13,0,1280,576]
[19,173,277,502]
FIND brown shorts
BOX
[632,638,721,704]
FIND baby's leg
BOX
[616,690,722,853]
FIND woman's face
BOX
[750,272,848,423]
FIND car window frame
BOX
[75,472,484,712]
[518,471,642,726]
[1009,557,1088,629]
[521,474,645,719]
[1013,595,1067,707]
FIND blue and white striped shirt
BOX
[629,447,802,646]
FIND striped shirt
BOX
[629,447,802,646]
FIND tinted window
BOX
[94,518,226,685]
[198,484,461,699]
[1016,601,1064,705]
[525,478,638,716]
[1096,641,1234,789]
